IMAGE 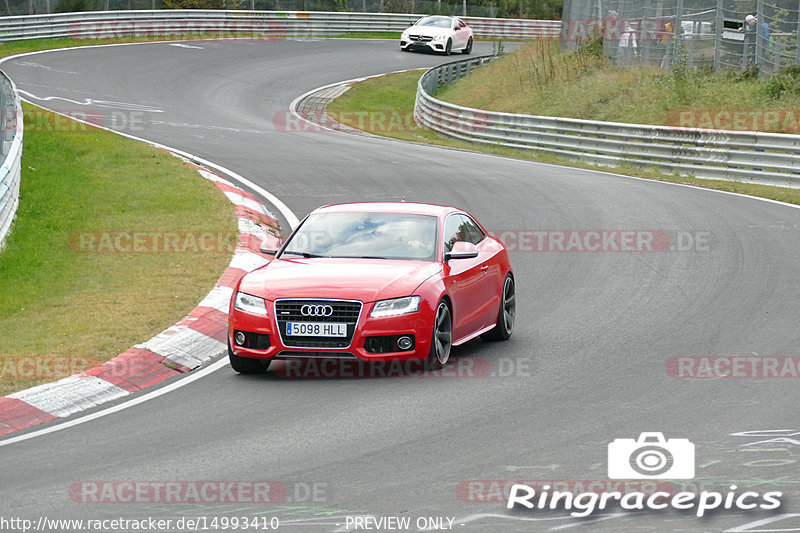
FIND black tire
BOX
[426,300,453,369]
[462,37,473,54]
[482,274,515,341]
[444,39,452,56]
[228,341,270,374]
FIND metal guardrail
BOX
[414,55,800,188]
[0,70,23,250]
[0,10,561,41]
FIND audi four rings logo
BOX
[301,304,334,317]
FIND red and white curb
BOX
[0,164,280,438]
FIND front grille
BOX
[275,351,357,359]
[410,34,432,42]
[275,299,362,349]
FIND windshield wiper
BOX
[281,250,326,258]
[331,255,390,260]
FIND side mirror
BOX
[259,238,280,256]
[445,241,478,261]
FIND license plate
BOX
[286,322,347,337]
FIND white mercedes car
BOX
[400,16,474,55]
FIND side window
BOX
[443,214,468,253]
[460,214,486,245]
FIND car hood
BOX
[405,25,452,37]
[238,258,442,303]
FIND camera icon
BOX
[608,432,695,479]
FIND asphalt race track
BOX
[2,38,800,532]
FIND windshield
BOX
[416,16,453,28]
[279,211,439,262]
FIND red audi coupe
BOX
[227,202,515,373]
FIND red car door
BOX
[441,214,494,342]
[461,214,504,330]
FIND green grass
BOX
[327,67,800,206]
[0,104,237,395]
[438,40,800,133]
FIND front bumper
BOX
[400,39,447,53]
[229,300,434,363]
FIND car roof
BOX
[418,15,457,22]
[312,201,460,218]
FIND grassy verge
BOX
[438,40,800,133]
[0,103,237,396]
[326,68,800,206]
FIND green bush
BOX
[762,65,800,99]
[54,0,91,12]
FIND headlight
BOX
[433,34,446,41]
[401,31,409,39]
[370,296,421,318]
[234,292,268,316]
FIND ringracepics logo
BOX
[507,433,783,518]
[608,432,694,479]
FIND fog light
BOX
[235,331,246,346]
[397,336,413,350]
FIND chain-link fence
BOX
[562,0,800,73]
